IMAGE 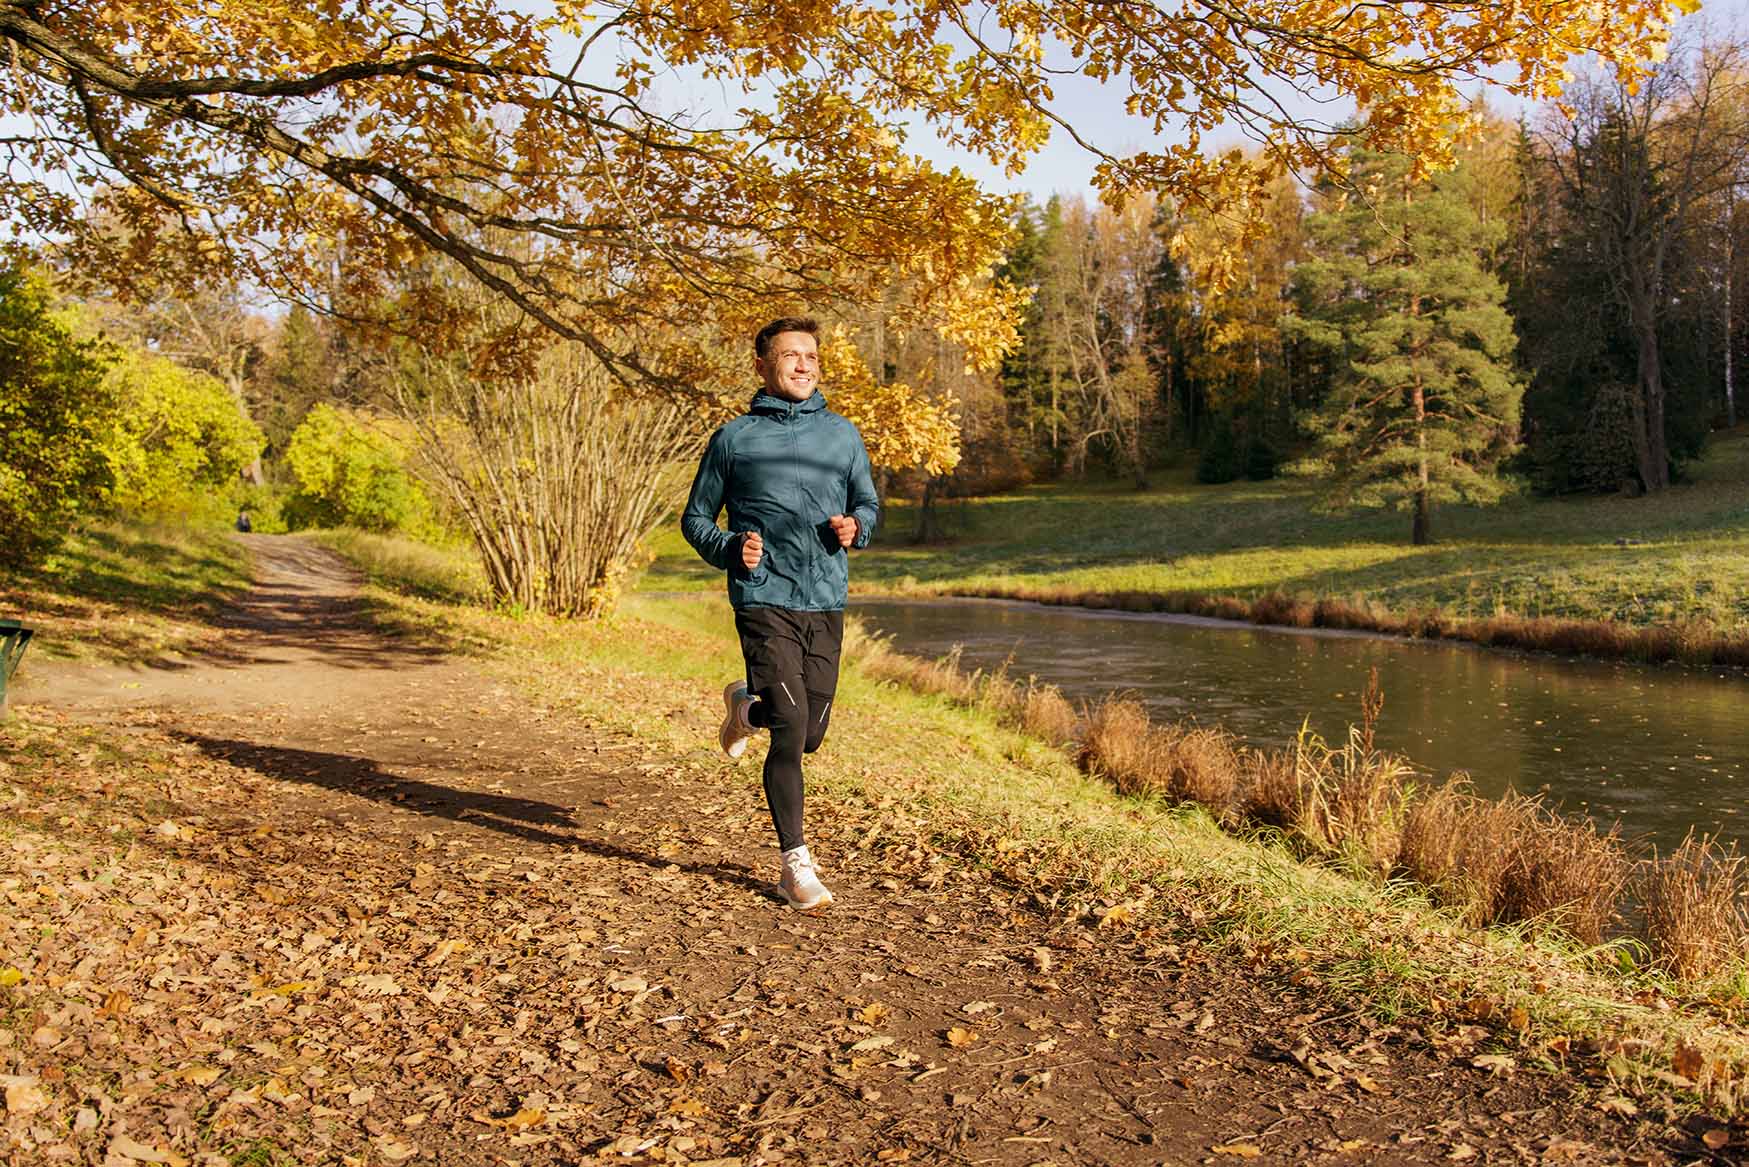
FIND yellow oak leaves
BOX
[0,0,1689,466]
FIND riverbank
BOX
[645,426,1749,667]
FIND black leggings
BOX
[734,608,844,852]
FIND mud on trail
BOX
[0,536,1704,1165]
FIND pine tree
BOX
[1285,148,1525,544]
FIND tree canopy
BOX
[0,0,1693,440]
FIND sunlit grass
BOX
[0,519,251,664]
[301,527,486,605]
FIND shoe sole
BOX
[720,682,750,760]
[779,887,835,911]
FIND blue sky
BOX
[614,0,1746,207]
[894,0,1748,204]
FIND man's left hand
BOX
[827,514,858,548]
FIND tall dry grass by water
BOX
[1077,699,1241,815]
[1640,833,1749,982]
[853,629,1749,983]
[1398,783,1629,945]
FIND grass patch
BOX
[301,527,486,605]
[0,519,252,666]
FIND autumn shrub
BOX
[284,404,437,535]
[1639,833,1749,982]
[0,263,117,568]
[104,349,265,517]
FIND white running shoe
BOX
[719,681,757,760]
[779,845,834,910]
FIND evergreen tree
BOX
[1285,149,1524,544]
[995,197,1068,469]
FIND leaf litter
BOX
[0,540,1724,1164]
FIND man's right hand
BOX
[740,531,763,570]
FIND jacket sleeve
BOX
[681,428,737,570]
[847,429,879,550]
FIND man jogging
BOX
[681,317,879,910]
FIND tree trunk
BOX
[1412,485,1432,545]
[1632,311,1671,491]
[914,476,945,543]
[1412,383,1432,545]
[1728,186,1738,428]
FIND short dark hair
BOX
[754,316,820,359]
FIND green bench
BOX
[0,619,33,712]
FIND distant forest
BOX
[865,43,1749,527]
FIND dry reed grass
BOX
[1078,697,1241,816]
[1250,591,1317,628]
[851,632,1739,978]
[1077,698,1160,797]
[1398,782,1628,942]
[1640,833,1749,981]
[1020,682,1079,746]
[1282,672,1409,874]
[1495,799,1629,945]
[1169,725,1243,813]
[1235,746,1307,832]
[1398,779,1514,926]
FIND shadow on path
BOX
[176,732,771,897]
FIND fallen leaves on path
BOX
[0,628,1692,1167]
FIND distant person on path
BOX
[235,509,252,533]
[681,316,880,910]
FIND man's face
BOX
[755,331,821,402]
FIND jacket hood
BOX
[749,388,828,416]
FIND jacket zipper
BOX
[789,400,810,609]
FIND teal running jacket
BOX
[681,389,879,611]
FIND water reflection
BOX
[852,597,1747,853]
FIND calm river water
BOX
[851,597,1748,853]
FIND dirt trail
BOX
[5,537,1700,1165]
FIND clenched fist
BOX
[740,530,763,570]
[827,514,858,548]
